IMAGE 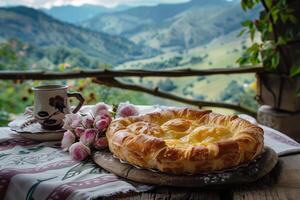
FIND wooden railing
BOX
[0,66,264,116]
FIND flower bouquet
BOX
[61,102,139,161]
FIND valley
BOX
[0,0,262,118]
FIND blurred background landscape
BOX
[0,0,262,125]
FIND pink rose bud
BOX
[69,142,91,161]
[61,130,76,151]
[92,103,109,117]
[80,128,97,146]
[94,118,110,132]
[94,136,108,150]
[74,127,85,137]
[70,119,82,129]
[95,113,112,123]
[117,104,139,118]
[82,115,94,128]
[63,113,82,130]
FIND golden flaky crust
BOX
[106,108,264,174]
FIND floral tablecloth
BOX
[0,127,152,200]
[0,106,300,200]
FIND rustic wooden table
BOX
[2,126,299,200]
[102,153,300,200]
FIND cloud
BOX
[0,0,190,8]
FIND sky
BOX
[0,0,191,8]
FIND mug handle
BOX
[67,92,85,113]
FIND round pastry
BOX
[106,108,264,174]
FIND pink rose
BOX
[63,113,82,129]
[82,115,94,128]
[94,118,110,132]
[116,103,139,118]
[74,127,85,137]
[95,113,112,123]
[69,142,91,161]
[94,136,108,150]
[61,130,76,151]
[92,103,109,117]
[80,128,97,146]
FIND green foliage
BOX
[0,39,151,126]
[0,39,106,71]
[197,76,206,81]
[0,79,150,126]
[219,80,258,111]
[238,0,299,75]
[0,80,35,126]
[0,39,29,70]
[142,56,183,70]
[0,110,10,126]
[290,65,300,77]
[0,6,154,65]
[157,79,177,92]
[189,55,208,65]
[241,0,261,11]
[83,0,260,51]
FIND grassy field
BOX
[116,29,257,109]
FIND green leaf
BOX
[271,9,279,23]
[280,13,288,23]
[248,43,260,52]
[265,0,272,8]
[59,63,65,72]
[237,29,246,37]
[241,0,247,11]
[290,65,300,77]
[271,52,280,69]
[297,89,300,97]
[288,15,297,24]
[241,20,253,27]
[250,29,256,41]
[236,57,248,65]
[277,37,287,45]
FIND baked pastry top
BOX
[106,108,264,174]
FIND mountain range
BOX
[42,4,131,24]
[81,0,261,51]
[0,6,154,65]
[0,0,261,67]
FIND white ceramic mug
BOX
[32,85,84,130]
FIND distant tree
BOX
[197,76,206,81]
[158,78,177,91]
[0,39,29,70]
[190,56,203,64]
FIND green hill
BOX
[82,0,261,51]
[0,6,155,65]
[116,29,259,111]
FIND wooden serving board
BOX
[93,147,278,188]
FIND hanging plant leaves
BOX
[290,65,300,77]
[37,111,49,118]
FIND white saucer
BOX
[8,108,64,141]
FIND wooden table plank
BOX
[231,154,300,200]
[232,186,300,200]
[102,187,221,200]
[276,154,300,188]
[102,154,300,200]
